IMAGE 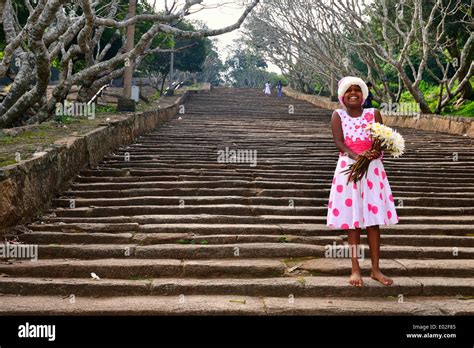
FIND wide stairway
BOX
[1,88,473,315]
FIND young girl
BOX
[264,81,272,96]
[327,76,400,287]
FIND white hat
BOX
[337,76,368,106]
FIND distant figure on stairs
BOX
[264,81,272,96]
[363,82,375,108]
[277,80,283,97]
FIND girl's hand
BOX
[360,149,381,160]
[348,152,359,161]
[370,149,381,159]
[360,150,372,160]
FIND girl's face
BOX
[343,85,363,108]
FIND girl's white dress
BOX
[326,108,400,230]
[264,83,271,95]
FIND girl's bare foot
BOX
[349,269,363,287]
[371,269,393,286]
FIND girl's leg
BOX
[366,225,393,286]
[348,228,363,287]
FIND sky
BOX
[161,0,281,73]
[187,0,246,59]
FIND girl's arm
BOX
[374,108,383,124]
[331,111,360,161]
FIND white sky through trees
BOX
[146,0,281,73]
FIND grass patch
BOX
[96,105,117,114]
[278,236,290,243]
[296,276,306,285]
[448,102,474,117]
[176,239,209,245]
[54,114,76,124]
[456,295,474,300]
[282,256,314,267]
[129,276,153,281]
[0,158,17,167]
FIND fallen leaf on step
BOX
[91,272,100,280]
[288,264,302,273]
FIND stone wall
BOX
[283,87,474,138]
[283,87,339,110]
[0,93,187,229]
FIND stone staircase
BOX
[1,88,474,315]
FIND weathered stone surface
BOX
[0,295,267,315]
[2,276,472,297]
[300,258,405,275]
[263,296,474,315]
[0,295,472,315]
[1,88,473,315]
[0,258,284,278]
[283,87,339,110]
[0,94,187,229]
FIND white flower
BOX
[369,123,405,158]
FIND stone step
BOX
[51,196,474,208]
[73,174,474,186]
[101,154,474,165]
[97,162,474,176]
[50,205,474,217]
[6,88,474,313]
[9,231,343,246]
[107,148,473,157]
[30,221,474,234]
[294,258,474,277]
[10,243,472,259]
[79,169,474,183]
[0,259,286,278]
[68,180,474,191]
[0,276,473,297]
[15,231,474,247]
[65,188,474,199]
[1,258,473,279]
[1,295,471,315]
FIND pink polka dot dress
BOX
[327,108,400,230]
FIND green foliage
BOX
[51,58,60,69]
[225,42,282,88]
[96,105,117,114]
[444,101,474,117]
[139,21,212,84]
[268,75,289,86]
[54,114,74,124]
[0,158,17,167]
[400,80,474,116]
[176,239,209,245]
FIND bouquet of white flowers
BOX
[343,123,405,183]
